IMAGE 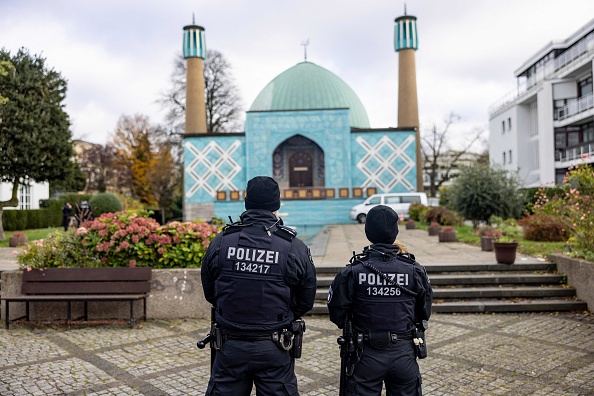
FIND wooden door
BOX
[289,151,313,187]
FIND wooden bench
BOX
[1,267,152,329]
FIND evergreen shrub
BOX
[518,214,568,242]
[89,193,122,218]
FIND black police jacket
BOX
[201,209,317,332]
[327,243,432,332]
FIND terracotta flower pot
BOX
[405,221,416,230]
[493,241,518,264]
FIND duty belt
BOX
[362,330,414,349]
[223,332,276,342]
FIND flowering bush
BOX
[532,159,594,260]
[518,214,569,242]
[16,232,101,269]
[17,211,221,269]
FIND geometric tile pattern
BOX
[355,134,416,192]
[184,140,242,198]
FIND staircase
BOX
[312,261,588,314]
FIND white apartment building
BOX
[489,18,594,187]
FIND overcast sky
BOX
[2,0,593,149]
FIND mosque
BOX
[182,12,422,230]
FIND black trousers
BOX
[206,338,299,396]
[346,340,422,396]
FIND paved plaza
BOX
[1,224,593,395]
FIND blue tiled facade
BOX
[183,110,417,225]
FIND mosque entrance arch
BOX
[289,151,313,187]
[272,135,325,189]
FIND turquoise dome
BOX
[249,61,370,128]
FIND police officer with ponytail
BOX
[327,205,433,396]
[201,176,317,395]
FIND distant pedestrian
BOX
[62,202,73,231]
[76,200,93,225]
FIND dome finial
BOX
[404,3,407,15]
[301,39,310,61]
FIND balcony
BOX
[489,35,594,118]
[555,92,594,122]
[555,143,594,162]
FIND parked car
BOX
[349,192,429,223]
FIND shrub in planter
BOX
[438,226,457,242]
[17,211,221,269]
[428,222,441,236]
[480,229,503,251]
[405,219,416,230]
[9,231,28,247]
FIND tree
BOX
[112,114,155,205]
[159,49,243,134]
[49,162,86,195]
[0,60,14,105]
[77,143,119,193]
[421,112,486,197]
[147,142,180,224]
[449,164,525,227]
[0,48,75,240]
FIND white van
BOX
[349,192,429,223]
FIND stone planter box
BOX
[438,230,457,243]
[428,225,441,236]
[405,221,416,230]
[480,236,495,251]
[9,235,28,248]
[1,269,211,322]
[549,254,594,312]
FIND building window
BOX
[578,75,592,97]
[502,121,506,133]
[509,150,512,164]
[19,183,31,210]
[508,118,512,131]
[503,152,506,164]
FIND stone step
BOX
[315,273,565,287]
[314,262,556,275]
[310,298,588,315]
[315,285,577,301]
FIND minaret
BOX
[394,10,423,192]
[183,18,207,134]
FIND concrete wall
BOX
[549,254,594,312]
[1,269,211,323]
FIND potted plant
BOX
[405,219,416,230]
[492,219,522,264]
[9,231,28,248]
[438,226,457,242]
[428,222,441,236]
[480,229,502,252]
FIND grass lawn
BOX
[0,228,62,248]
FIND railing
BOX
[489,35,594,117]
[555,143,594,162]
[555,92,594,121]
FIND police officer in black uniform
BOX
[201,176,317,396]
[327,205,433,396]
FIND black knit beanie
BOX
[365,205,399,244]
[245,176,281,212]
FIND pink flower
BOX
[131,235,139,244]
[12,250,18,255]
[128,260,137,267]
[120,241,130,249]
[158,247,164,255]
